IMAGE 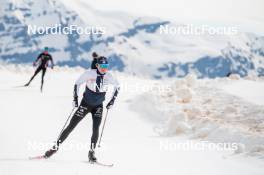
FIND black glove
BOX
[73,96,78,107]
[106,99,114,109]
[106,88,120,109]
[73,84,78,107]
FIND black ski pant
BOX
[56,99,103,150]
[27,66,46,90]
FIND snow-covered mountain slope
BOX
[0,0,264,78]
[130,75,264,158]
[0,65,264,175]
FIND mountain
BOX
[0,0,264,78]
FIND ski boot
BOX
[88,150,97,163]
[44,145,58,158]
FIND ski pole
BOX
[98,109,109,147]
[56,107,75,141]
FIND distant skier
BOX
[91,52,99,69]
[44,56,120,163]
[24,47,54,91]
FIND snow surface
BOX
[0,65,264,175]
[221,80,264,106]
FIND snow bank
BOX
[131,76,264,158]
[228,74,241,80]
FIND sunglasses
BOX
[99,64,109,69]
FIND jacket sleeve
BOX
[35,53,42,63]
[49,55,54,67]
[74,71,91,97]
[107,73,120,102]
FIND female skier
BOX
[44,56,120,163]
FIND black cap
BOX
[97,56,108,64]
